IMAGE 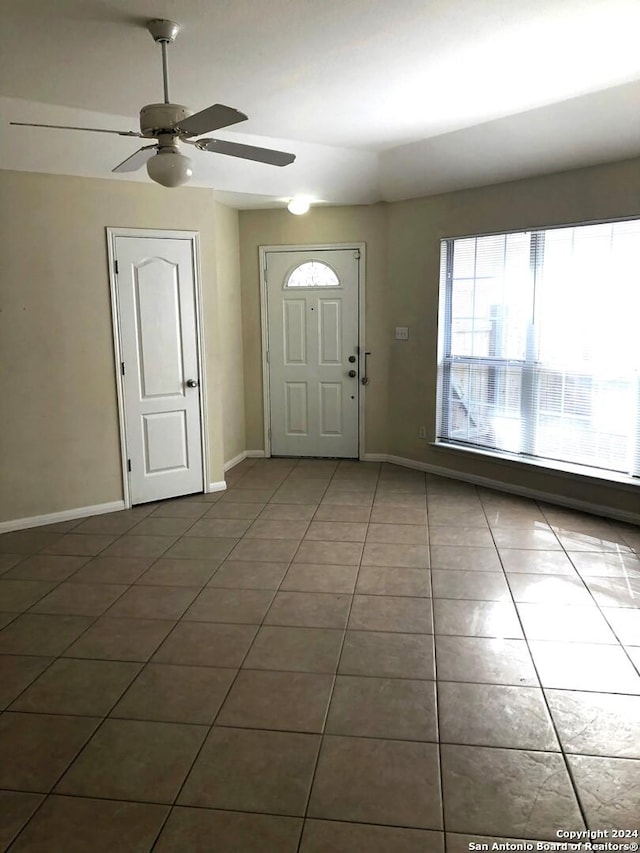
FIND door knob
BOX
[186,379,199,388]
[348,369,357,378]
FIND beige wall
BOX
[3,155,639,525]
[386,157,640,516]
[213,200,246,465]
[238,159,640,518]
[0,170,226,523]
[238,204,389,453]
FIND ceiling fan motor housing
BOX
[139,104,192,137]
[9,17,295,183]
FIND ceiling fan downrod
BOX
[8,16,295,186]
[147,19,180,105]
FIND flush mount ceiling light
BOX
[10,19,295,188]
[287,197,311,215]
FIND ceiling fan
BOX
[10,19,296,188]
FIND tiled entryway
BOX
[1,459,639,851]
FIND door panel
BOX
[283,300,307,364]
[143,411,188,472]
[320,383,342,435]
[319,300,341,364]
[135,259,184,397]
[285,383,309,435]
[266,248,359,457]
[116,236,203,504]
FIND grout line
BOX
[158,590,273,844]
[0,782,578,845]
[4,792,51,851]
[0,572,149,708]
[0,786,454,835]
[3,655,638,693]
[1,461,639,847]
[163,458,334,839]
[480,493,592,833]
[7,700,638,761]
[294,460,380,853]
[535,506,640,677]
[429,474,449,849]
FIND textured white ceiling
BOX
[2,0,640,207]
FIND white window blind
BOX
[437,220,640,479]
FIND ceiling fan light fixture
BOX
[9,19,294,185]
[287,197,311,215]
[146,147,193,187]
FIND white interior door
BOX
[266,248,360,457]
[114,235,204,504]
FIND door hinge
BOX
[268,427,272,440]
[266,350,270,364]
[127,459,131,472]
[120,362,125,376]
[354,250,361,260]
[114,259,119,275]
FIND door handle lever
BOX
[361,351,371,385]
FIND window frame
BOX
[435,217,640,486]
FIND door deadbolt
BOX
[348,355,356,363]
[348,369,357,378]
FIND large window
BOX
[437,220,640,480]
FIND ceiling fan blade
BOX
[177,104,248,136]
[10,121,142,137]
[112,145,157,173]
[198,138,295,167]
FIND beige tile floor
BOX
[0,458,639,851]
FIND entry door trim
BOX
[259,243,366,459]
[107,227,210,509]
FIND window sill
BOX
[431,441,640,491]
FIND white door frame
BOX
[259,242,366,459]
[107,227,210,509]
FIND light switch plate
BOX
[395,326,409,340]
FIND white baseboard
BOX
[208,480,227,493]
[224,449,266,472]
[223,452,247,472]
[0,500,126,534]
[360,453,388,463]
[361,453,640,526]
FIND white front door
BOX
[265,248,360,457]
[114,235,204,504]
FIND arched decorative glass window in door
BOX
[285,260,340,288]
